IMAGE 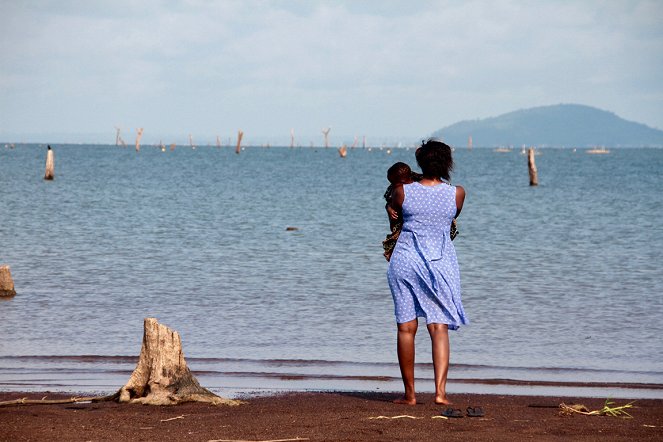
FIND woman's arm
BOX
[455,185,466,218]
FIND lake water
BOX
[1,144,662,398]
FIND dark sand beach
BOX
[1,391,661,441]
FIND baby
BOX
[382,162,422,261]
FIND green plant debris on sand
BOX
[559,399,635,418]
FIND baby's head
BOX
[387,162,414,185]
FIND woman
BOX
[386,139,468,405]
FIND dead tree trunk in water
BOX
[527,147,538,186]
[44,146,54,180]
[322,127,331,148]
[116,318,241,406]
[135,128,144,152]
[0,265,16,297]
[235,130,244,154]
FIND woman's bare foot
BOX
[434,395,451,405]
[393,397,417,405]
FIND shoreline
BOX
[3,377,662,401]
[2,355,662,400]
[2,391,662,441]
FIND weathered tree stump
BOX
[0,265,16,297]
[527,147,538,186]
[236,130,244,154]
[135,128,144,152]
[322,127,331,148]
[116,318,241,406]
[44,146,54,180]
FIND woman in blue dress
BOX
[386,139,468,405]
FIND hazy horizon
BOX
[2,1,662,145]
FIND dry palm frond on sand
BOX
[559,399,635,418]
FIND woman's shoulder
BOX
[402,182,418,192]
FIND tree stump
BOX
[44,146,54,180]
[116,318,241,406]
[235,130,244,154]
[0,265,16,297]
[527,147,538,186]
[135,128,144,152]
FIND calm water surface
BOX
[1,145,661,396]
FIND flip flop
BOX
[466,406,485,417]
[441,408,463,418]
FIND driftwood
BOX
[0,318,241,407]
[208,438,309,442]
[0,395,113,407]
[527,147,538,186]
[0,265,16,297]
[44,146,54,180]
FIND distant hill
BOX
[431,104,663,147]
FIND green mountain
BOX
[431,104,663,147]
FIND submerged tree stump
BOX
[135,128,144,152]
[116,318,241,406]
[0,265,16,297]
[235,130,244,154]
[44,146,54,180]
[527,147,538,186]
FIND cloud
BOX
[1,0,662,141]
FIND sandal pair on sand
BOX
[441,406,484,418]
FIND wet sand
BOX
[1,391,661,441]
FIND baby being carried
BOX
[382,161,457,261]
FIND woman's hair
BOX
[415,138,454,180]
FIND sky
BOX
[1,0,662,145]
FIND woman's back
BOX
[398,182,457,264]
[402,182,456,231]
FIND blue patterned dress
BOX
[387,182,468,329]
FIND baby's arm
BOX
[386,183,404,227]
[387,208,399,231]
[386,204,399,221]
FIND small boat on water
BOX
[520,147,542,155]
[493,147,512,153]
[586,146,610,154]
